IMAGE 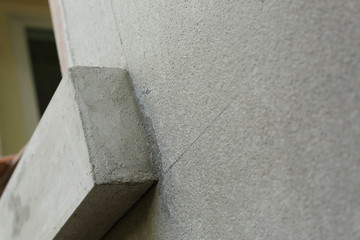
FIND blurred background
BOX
[0,0,61,156]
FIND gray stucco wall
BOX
[103,0,360,239]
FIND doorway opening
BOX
[26,27,61,116]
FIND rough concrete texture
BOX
[0,67,155,240]
[49,0,126,72]
[104,0,360,239]
[69,67,155,184]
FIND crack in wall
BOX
[164,94,240,176]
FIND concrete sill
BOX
[0,67,156,240]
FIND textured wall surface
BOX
[49,0,126,73]
[104,0,360,239]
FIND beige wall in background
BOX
[0,0,51,154]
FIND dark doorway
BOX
[26,28,61,116]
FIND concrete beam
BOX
[0,67,156,240]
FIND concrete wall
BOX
[46,0,360,239]
[102,0,360,239]
[49,0,126,74]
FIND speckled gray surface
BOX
[69,67,155,185]
[55,0,126,69]
[104,0,360,239]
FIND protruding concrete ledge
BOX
[0,67,156,240]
